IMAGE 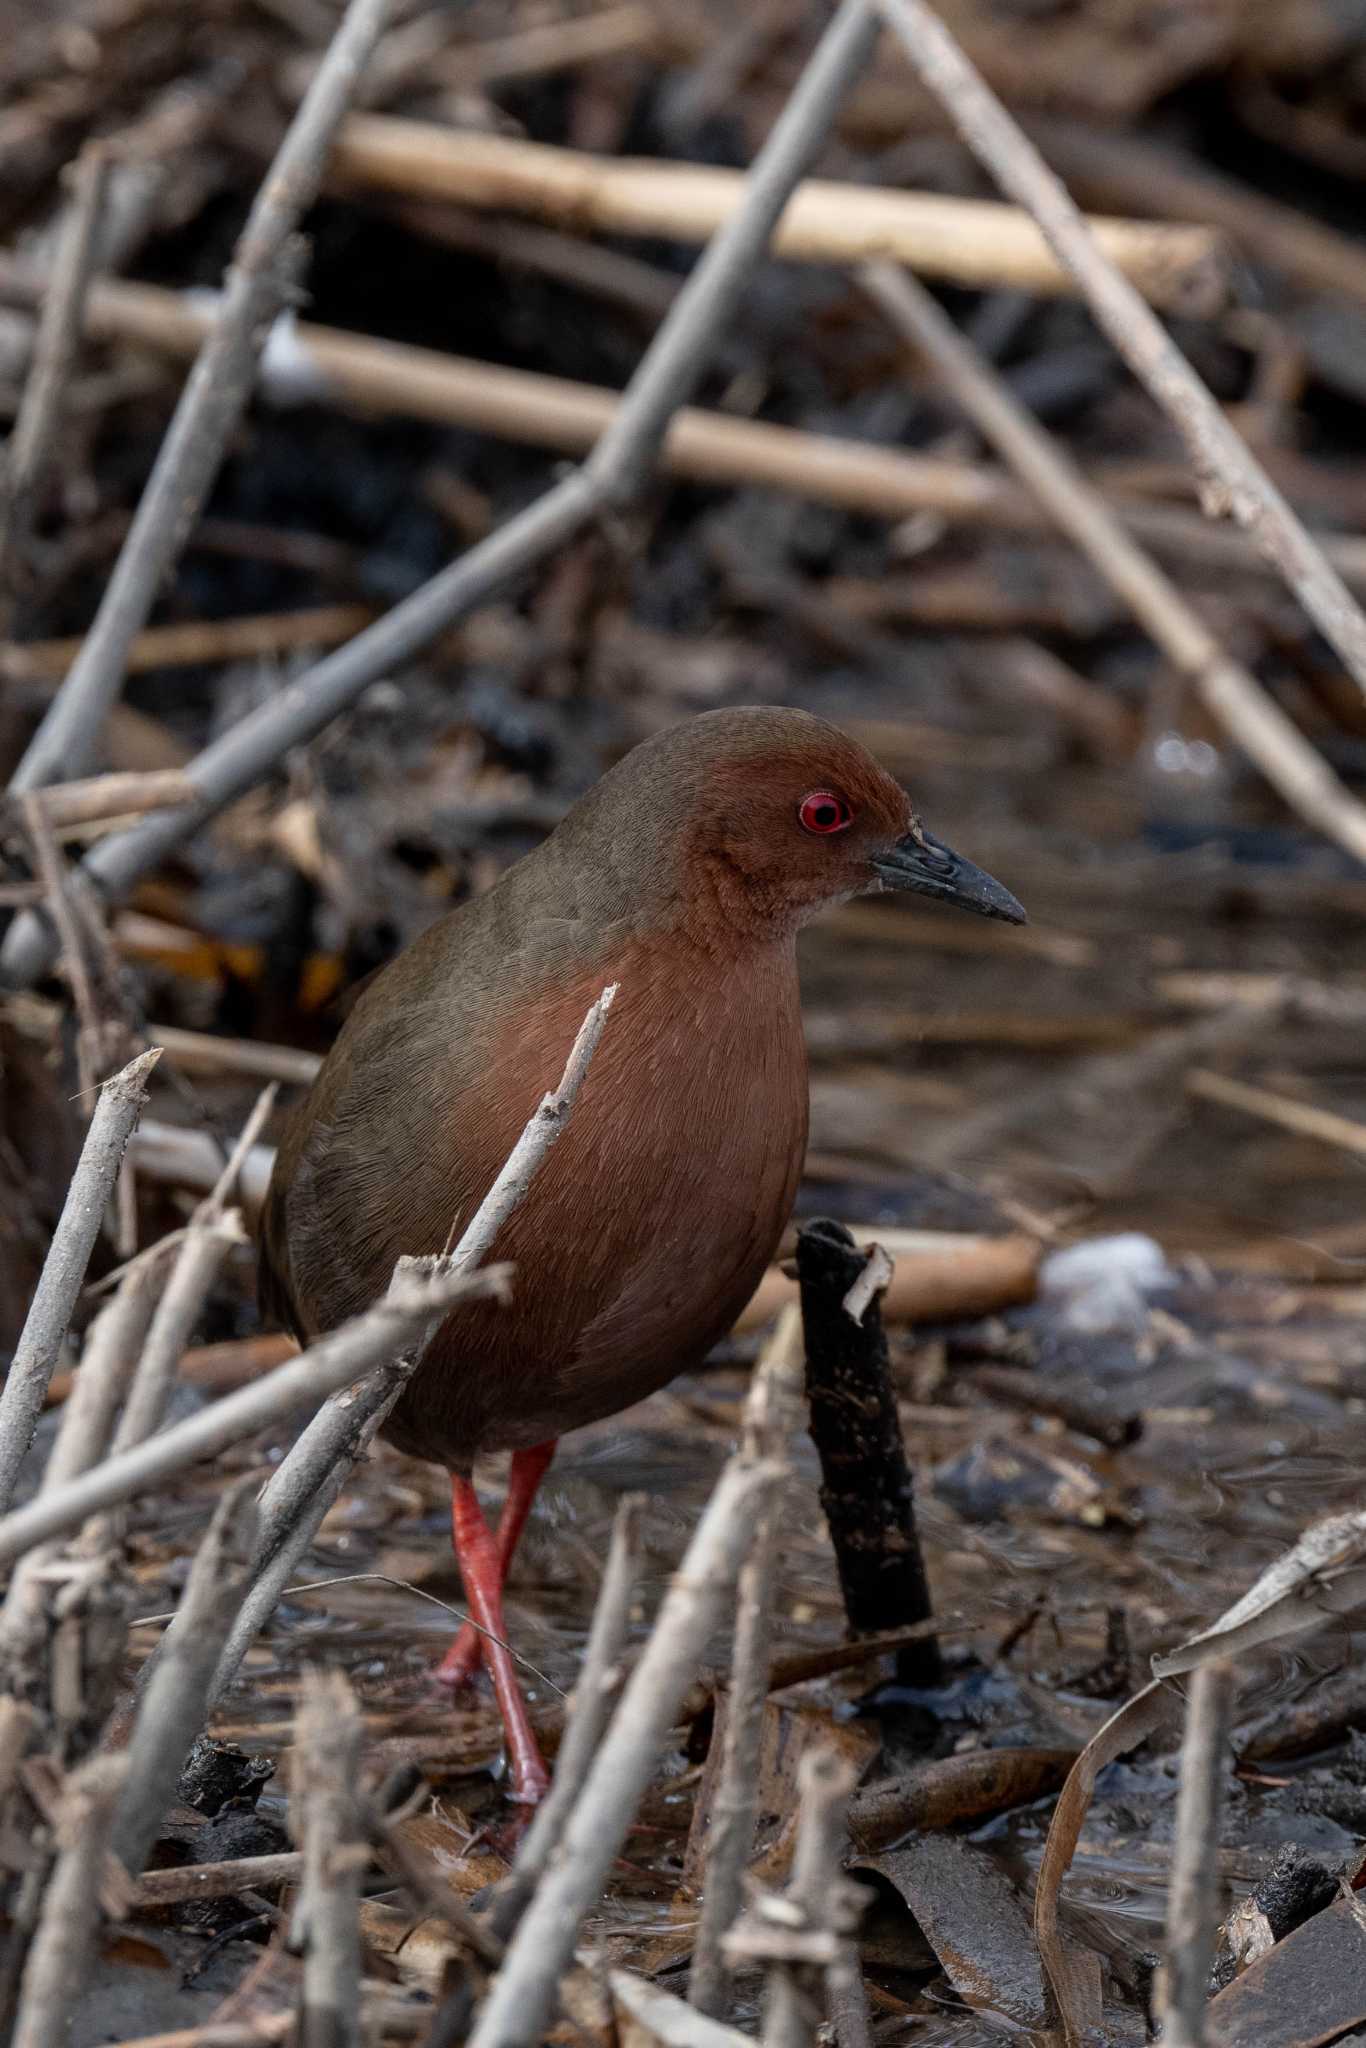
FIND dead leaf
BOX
[854,1833,1049,2031]
[1032,1680,1172,2045]
[1153,1506,1366,1677]
[849,1746,1078,1850]
[358,1901,460,1992]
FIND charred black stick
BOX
[796,1218,941,1687]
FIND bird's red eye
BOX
[798,789,853,835]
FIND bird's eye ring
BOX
[798,789,854,835]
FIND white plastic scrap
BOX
[182,292,333,407]
[1038,1232,1175,1333]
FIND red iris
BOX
[798,789,853,835]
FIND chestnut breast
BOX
[260,881,807,1470]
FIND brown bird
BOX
[258,706,1024,1801]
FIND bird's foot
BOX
[506,1741,551,1806]
[432,1622,483,1692]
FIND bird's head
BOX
[569,706,1025,946]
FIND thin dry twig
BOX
[690,1305,804,2019]
[292,1668,366,2048]
[202,984,616,1707]
[1159,1660,1236,2048]
[0,1250,167,1665]
[203,1366,418,1709]
[371,1812,503,1973]
[108,1214,245,1457]
[444,983,617,1269]
[0,0,880,988]
[745,1749,866,2048]
[0,1046,159,1517]
[861,260,1366,866]
[608,1971,755,2048]
[0,143,110,602]
[110,1481,259,1877]
[0,1261,510,1567]
[8,0,393,794]
[95,1088,274,1480]
[97,2024,292,2048]
[469,1453,785,2048]
[131,1852,303,1907]
[32,1254,165,1499]
[874,0,1366,705]
[19,790,117,1101]
[487,1491,646,1942]
[9,1754,127,2048]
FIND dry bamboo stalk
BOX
[876,0,1366,708]
[327,118,1226,311]
[0,0,883,993]
[0,606,373,683]
[14,268,1359,585]
[736,1228,1038,1333]
[147,1024,322,1086]
[862,260,1366,867]
[0,769,196,827]
[1186,1069,1366,1160]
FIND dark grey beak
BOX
[872,829,1027,924]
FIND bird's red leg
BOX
[447,1474,551,1804]
[436,1441,556,1689]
